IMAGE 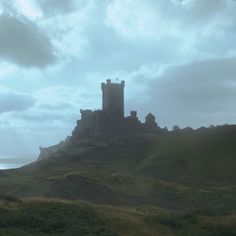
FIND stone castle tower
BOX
[101,79,125,118]
[71,79,159,141]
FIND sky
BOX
[0,0,236,157]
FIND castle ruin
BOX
[71,79,159,141]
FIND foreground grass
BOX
[0,197,236,236]
[0,197,116,236]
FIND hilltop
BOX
[0,125,236,235]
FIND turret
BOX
[145,113,158,131]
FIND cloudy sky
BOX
[0,0,236,158]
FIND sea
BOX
[0,156,36,170]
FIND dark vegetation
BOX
[0,125,236,235]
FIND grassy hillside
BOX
[0,196,236,236]
[0,125,236,235]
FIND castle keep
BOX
[102,80,125,118]
[71,79,159,141]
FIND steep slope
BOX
[0,125,236,213]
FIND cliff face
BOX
[38,138,70,161]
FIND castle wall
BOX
[70,80,160,143]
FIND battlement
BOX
[101,79,125,89]
[80,109,94,119]
[130,111,137,118]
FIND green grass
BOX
[0,197,236,236]
[0,197,116,236]
[0,125,236,234]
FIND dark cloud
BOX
[0,91,36,113]
[0,13,56,67]
[128,57,236,127]
[38,0,79,16]
[153,57,236,110]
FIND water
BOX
[0,164,22,170]
[0,156,36,170]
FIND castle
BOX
[39,79,160,160]
[70,79,159,141]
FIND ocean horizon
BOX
[0,156,36,170]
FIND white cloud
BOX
[15,0,42,19]
[0,63,15,79]
[37,1,96,62]
[105,0,236,57]
[105,0,164,40]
